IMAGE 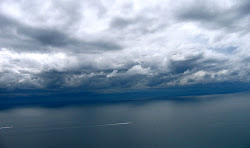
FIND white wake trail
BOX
[92,122,132,127]
[0,122,132,134]
[0,126,13,130]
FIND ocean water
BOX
[0,92,250,148]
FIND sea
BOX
[0,92,249,148]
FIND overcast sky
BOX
[0,0,250,91]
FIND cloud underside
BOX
[0,0,250,90]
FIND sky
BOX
[0,0,250,93]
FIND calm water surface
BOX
[0,92,250,148]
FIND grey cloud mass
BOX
[0,14,121,53]
[0,0,249,91]
[176,0,250,33]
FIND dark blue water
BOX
[0,92,250,148]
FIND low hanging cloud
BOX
[0,0,250,91]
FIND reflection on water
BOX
[0,92,250,148]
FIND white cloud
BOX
[107,70,118,78]
[126,65,151,75]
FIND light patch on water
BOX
[0,126,13,130]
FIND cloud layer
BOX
[0,0,250,90]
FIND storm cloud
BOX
[0,0,249,91]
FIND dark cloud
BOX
[110,17,135,29]
[110,15,166,35]
[110,16,154,29]
[176,2,218,21]
[176,0,250,33]
[0,14,122,52]
[236,0,250,17]
[169,54,204,74]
